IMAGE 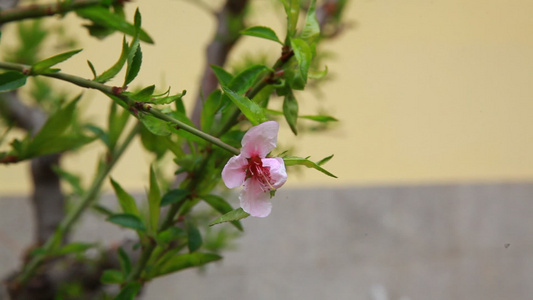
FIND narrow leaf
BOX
[124,45,142,86]
[0,72,27,91]
[209,208,250,227]
[95,37,129,83]
[300,115,338,122]
[300,0,320,54]
[289,38,312,89]
[118,247,132,276]
[155,253,222,277]
[211,65,233,86]
[110,178,139,216]
[76,6,153,43]
[100,269,124,284]
[201,90,222,133]
[186,221,203,252]
[32,49,82,74]
[54,242,94,256]
[229,65,270,94]
[201,194,243,231]
[316,154,334,166]
[114,282,141,300]
[107,213,146,232]
[222,87,267,125]
[138,113,171,136]
[241,26,282,44]
[283,91,299,135]
[283,156,337,178]
[160,189,189,206]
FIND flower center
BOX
[246,156,274,191]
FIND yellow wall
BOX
[2,0,533,194]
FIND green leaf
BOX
[107,102,130,150]
[283,156,337,178]
[110,178,139,216]
[160,189,189,206]
[54,242,94,256]
[156,227,185,245]
[154,253,222,277]
[95,37,129,83]
[222,87,267,125]
[76,6,153,44]
[87,60,97,79]
[316,154,334,166]
[211,65,233,86]
[118,247,132,277]
[241,26,282,44]
[186,221,202,252]
[100,269,124,284]
[32,49,82,74]
[0,72,27,91]
[114,282,141,300]
[201,195,243,231]
[148,165,161,231]
[150,90,186,105]
[138,113,171,136]
[201,90,223,133]
[107,213,147,232]
[229,65,270,94]
[209,208,250,227]
[139,125,168,158]
[124,45,142,86]
[300,0,320,55]
[130,85,155,102]
[284,0,300,39]
[289,38,312,90]
[300,115,338,122]
[54,167,85,196]
[283,91,299,135]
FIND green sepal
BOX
[241,26,283,45]
[107,213,147,232]
[31,49,82,74]
[283,156,337,178]
[201,194,243,231]
[283,91,299,135]
[222,87,267,125]
[0,72,27,91]
[209,208,250,227]
[110,177,140,216]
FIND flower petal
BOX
[240,178,272,217]
[261,157,287,189]
[221,154,248,188]
[241,121,279,158]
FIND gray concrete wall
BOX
[1,183,532,300]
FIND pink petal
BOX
[221,154,248,188]
[240,178,272,217]
[241,121,279,158]
[261,157,287,189]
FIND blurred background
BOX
[1,0,533,299]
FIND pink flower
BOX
[222,121,287,217]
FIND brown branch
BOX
[190,0,249,127]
